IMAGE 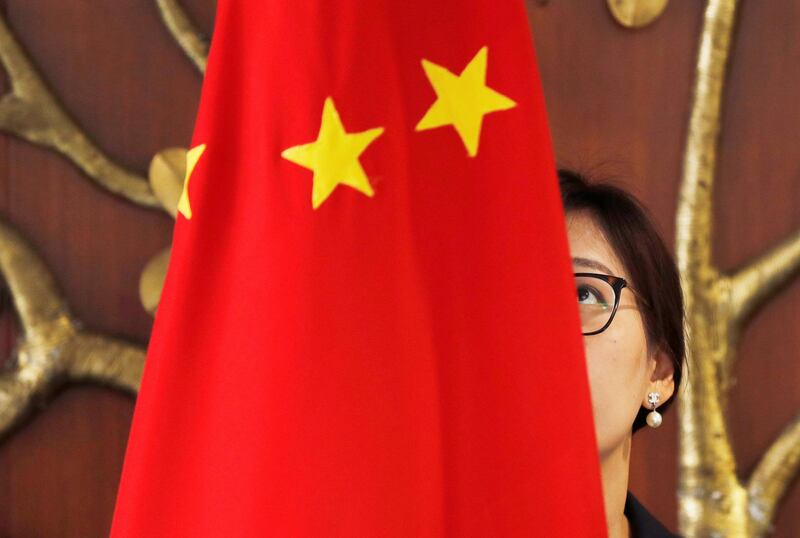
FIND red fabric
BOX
[110,1,606,536]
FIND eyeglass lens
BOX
[575,274,617,334]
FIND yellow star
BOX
[416,46,516,157]
[282,97,384,209]
[177,143,207,220]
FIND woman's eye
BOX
[577,285,607,306]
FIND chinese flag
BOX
[110,0,606,536]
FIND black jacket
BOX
[624,491,681,537]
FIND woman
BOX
[560,169,684,538]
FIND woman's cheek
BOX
[584,338,644,452]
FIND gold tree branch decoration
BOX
[0,6,196,318]
[728,235,800,329]
[0,219,144,439]
[677,0,800,535]
[155,0,209,73]
[0,14,158,208]
[0,5,198,439]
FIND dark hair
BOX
[558,169,685,433]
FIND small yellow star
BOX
[416,46,516,157]
[282,97,384,209]
[178,143,207,220]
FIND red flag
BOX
[110,1,606,536]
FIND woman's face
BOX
[565,210,673,459]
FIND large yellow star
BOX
[416,46,516,157]
[177,143,207,220]
[281,98,384,209]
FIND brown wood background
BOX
[0,1,797,536]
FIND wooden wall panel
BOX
[0,0,797,536]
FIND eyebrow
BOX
[572,257,615,275]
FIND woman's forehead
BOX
[565,211,627,278]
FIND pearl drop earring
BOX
[646,392,662,428]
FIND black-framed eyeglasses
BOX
[574,272,647,335]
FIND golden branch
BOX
[676,0,800,535]
[675,0,734,277]
[0,219,144,438]
[728,230,800,327]
[747,412,800,533]
[0,0,207,438]
[0,14,158,208]
[0,219,70,337]
[155,0,209,73]
[67,332,143,392]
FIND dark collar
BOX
[624,491,681,537]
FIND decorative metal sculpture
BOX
[675,0,800,535]
[0,15,157,207]
[0,219,144,439]
[607,0,669,28]
[0,1,207,438]
[156,0,210,74]
[141,147,188,314]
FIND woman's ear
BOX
[643,347,675,406]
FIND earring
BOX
[646,392,662,428]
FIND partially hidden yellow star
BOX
[416,46,516,157]
[178,143,207,220]
[281,97,384,209]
